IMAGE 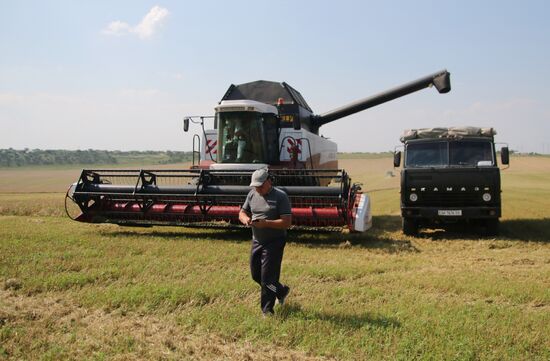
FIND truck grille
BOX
[417,192,486,207]
[403,168,500,208]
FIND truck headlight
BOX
[482,193,492,202]
[409,193,418,202]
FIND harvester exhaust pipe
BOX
[312,69,451,127]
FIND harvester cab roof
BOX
[219,80,315,133]
[215,100,278,115]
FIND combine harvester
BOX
[66,70,451,232]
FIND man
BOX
[239,168,292,316]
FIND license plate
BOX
[438,210,462,216]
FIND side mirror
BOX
[183,117,190,132]
[393,151,401,167]
[501,147,509,165]
[293,116,301,130]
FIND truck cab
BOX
[394,127,509,236]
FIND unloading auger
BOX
[66,70,451,232]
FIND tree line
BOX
[0,149,193,167]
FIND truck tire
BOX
[483,219,500,236]
[402,217,418,236]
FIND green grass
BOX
[1,156,550,360]
[1,217,549,360]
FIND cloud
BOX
[102,6,169,39]
[133,6,169,39]
[102,20,132,37]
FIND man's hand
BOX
[251,215,292,230]
[239,210,252,226]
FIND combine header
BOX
[66,70,451,232]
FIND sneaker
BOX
[278,286,290,306]
[262,310,274,318]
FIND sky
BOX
[1,0,549,153]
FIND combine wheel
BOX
[402,217,418,236]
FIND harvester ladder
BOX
[192,134,201,166]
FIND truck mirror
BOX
[183,117,190,132]
[393,151,401,167]
[293,117,301,130]
[501,147,510,165]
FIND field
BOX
[1,156,549,360]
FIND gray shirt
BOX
[241,186,292,244]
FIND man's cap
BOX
[250,168,269,187]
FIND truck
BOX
[393,127,509,236]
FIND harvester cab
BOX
[216,100,282,165]
[185,80,338,173]
[66,70,451,233]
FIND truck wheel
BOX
[483,219,500,236]
[402,217,418,236]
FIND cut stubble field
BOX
[1,156,549,360]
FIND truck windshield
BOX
[217,112,278,163]
[449,141,494,166]
[406,140,494,168]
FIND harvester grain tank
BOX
[66,70,451,232]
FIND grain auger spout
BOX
[309,70,450,131]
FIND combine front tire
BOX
[402,217,418,236]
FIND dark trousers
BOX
[250,238,286,313]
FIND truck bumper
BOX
[401,206,500,220]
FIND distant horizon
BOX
[0,148,544,155]
[0,147,394,154]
